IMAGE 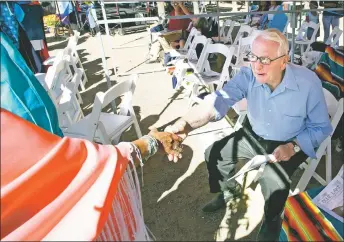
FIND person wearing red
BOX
[0,108,183,241]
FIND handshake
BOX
[149,119,190,163]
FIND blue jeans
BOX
[322,15,340,43]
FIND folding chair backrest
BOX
[307,21,320,42]
[45,53,66,94]
[323,88,344,134]
[217,46,236,90]
[187,34,211,61]
[325,26,343,47]
[295,21,309,40]
[233,24,253,45]
[87,75,138,141]
[197,43,232,75]
[183,27,201,51]
[219,19,236,44]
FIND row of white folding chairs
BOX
[44,31,88,90]
[38,51,143,145]
[35,52,84,131]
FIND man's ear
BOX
[281,55,288,69]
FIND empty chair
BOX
[325,26,343,47]
[173,35,212,90]
[218,19,236,44]
[64,75,142,144]
[232,24,253,46]
[188,45,236,106]
[290,21,320,55]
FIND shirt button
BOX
[268,110,272,112]
[267,123,270,126]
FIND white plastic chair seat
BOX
[66,112,132,142]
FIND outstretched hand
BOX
[164,119,189,162]
[149,128,183,161]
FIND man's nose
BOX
[254,61,263,71]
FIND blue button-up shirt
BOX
[206,64,332,158]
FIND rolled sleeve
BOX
[204,67,251,121]
[296,78,333,158]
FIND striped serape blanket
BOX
[279,189,343,241]
[315,46,344,100]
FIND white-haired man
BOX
[165,29,332,240]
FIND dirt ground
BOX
[47,20,343,240]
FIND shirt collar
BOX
[253,64,299,91]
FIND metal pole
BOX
[100,0,109,35]
[96,31,116,111]
[71,0,81,30]
[291,1,296,63]
[217,1,220,43]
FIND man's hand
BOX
[271,143,295,163]
[164,119,190,162]
[149,128,183,159]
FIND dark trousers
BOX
[204,120,307,241]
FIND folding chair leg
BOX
[133,118,142,138]
[326,143,332,184]
[76,91,83,104]
[292,157,320,195]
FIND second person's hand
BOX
[164,119,190,162]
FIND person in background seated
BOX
[148,1,195,63]
[319,1,343,44]
[164,29,332,241]
[248,1,270,27]
[306,1,320,40]
[258,1,284,30]
[1,108,183,241]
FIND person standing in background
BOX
[319,1,342,44]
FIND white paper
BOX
[227,154,275,181]
[313,166,344,222]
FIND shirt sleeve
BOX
[296,74,333,158]
[204,67,251,121]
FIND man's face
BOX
[250,37,287,85]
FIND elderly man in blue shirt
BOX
[165,29,332,240]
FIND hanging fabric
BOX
[18,23,43,73]
[15,3,45,41]
[0,32,63,137]
[0,2,19,48]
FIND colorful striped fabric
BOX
[315,46,344,100]
[280,191,343,241]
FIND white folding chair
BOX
[290,21,320,55]
[325,26,343,47]
[218,19,236,44]
[182,27,201,53]
[232,24,253,46]
[188,44,236,106]
[290,88,343,195]
[173,35,212,90]
[64,75,142,144]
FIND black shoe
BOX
[202,193,226,213]
[202,184,243,213]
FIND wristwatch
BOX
[290,141,301,153]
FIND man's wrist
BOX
[287,142,295,154]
